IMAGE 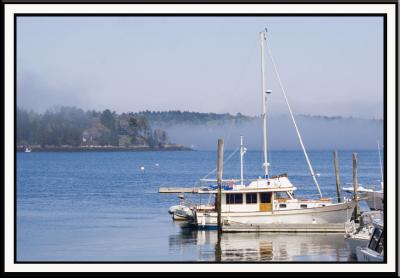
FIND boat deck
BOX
[158,187,200,193]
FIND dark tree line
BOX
[17,106,169,148]
[135,110,252,125]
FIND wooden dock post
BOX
[333,150,342,203]
[217,139,224,233]
[352,153,359,222]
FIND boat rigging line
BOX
[199,146,240,181]
[264,34,322,198]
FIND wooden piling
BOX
[333,150,342,203]
[217,139,224,232]
[352,153,359,222]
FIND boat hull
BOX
[195,201,354,229]
[345,236,369,256]
[362,191,383,211]
[173,214,190,221]
[356,246,383,262]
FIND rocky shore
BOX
[17,144,192,152]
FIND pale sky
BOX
[17,16,383,119]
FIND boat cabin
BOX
[197,173,331,213]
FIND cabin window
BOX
[300,204,308,208]
[260,192,271,203]
[226,193,243,204]
[368,228,383,252]
[246,193,257,204]
[279,204,287,208]
[276,192,289,199]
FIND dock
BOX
[222,221,345,233]
[158,187,200,193]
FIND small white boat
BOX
[355,219,384,262]
[169,205,194,221]
[191,30,355,230]
[344,210,383,256]
[25,147,32,153]
[168,194,195,221]
[342,184,383,211]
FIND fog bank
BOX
[155,115,383,151]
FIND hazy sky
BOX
[17,16,383,119]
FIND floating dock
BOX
[222,221,345,233]
[158,187,200,193]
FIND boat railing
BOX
[294,193,328,200]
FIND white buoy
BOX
[155,163,159,167]
[140,166,145,171]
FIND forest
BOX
[16,106,169,148]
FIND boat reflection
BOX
[169,222,353,262]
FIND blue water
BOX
[16,150,383,261]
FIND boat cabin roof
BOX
[198,175,296,194]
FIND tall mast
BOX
[240,135,244,185]
[260,31,269,179]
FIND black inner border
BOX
[9,10,396,268]
[2,1,399,4]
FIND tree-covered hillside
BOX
[17,106,169,148]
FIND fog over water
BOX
[158,116,383,151]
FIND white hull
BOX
[362,191,383,211]
[173,214,189,221]
[195,201,354,228]
[345,236,369,256]
[356,246,383,262]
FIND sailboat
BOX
[190,30,355,229]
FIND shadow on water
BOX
[169,222,353,262]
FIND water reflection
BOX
[169,222,353,262]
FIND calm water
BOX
[16,150,382,262]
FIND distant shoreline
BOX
[17,145,193,152]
